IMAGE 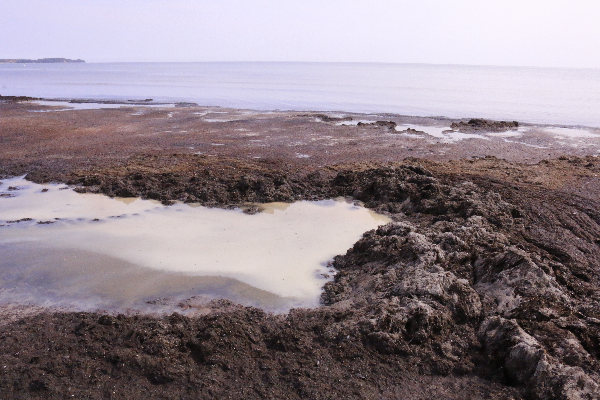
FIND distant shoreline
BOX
[0,58,85,64]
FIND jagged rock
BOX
[451,118,519,132]
[395,127,427,135]
[314,114,353,123]
[357,120,397,130]
[479,317,599,399]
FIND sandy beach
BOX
[1,99,600,399]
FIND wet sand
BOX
[1,99,600,399]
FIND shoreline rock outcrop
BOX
[450,118,519,132]
[1,164,600,398]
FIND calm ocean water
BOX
[1,62,600,127]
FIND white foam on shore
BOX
[443,131,489,142]
[0,177,390,310]
[503,139,549,149]
[544,127,600,138]
[485,127,527,137]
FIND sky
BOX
[2,0,600,68]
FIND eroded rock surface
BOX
[450,118,519,132]
[321,166,600,399]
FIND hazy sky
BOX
[2,0,600,68]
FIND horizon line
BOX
[4,59,600,70]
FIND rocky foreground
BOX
[1,100,600,399]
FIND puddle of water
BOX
[28,101,175,111]
[0,177,390,313]
[393,124,488,142]
[394,124,450,138]
[0,244,288,312]
[0,177,163,222]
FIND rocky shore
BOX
[1,100,600,399]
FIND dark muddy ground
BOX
[1,100,600,399]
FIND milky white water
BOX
[0,176,390,312]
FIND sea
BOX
[1,62,600,127]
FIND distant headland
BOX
[0,58,85,64]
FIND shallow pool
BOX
[0,176,390,313]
